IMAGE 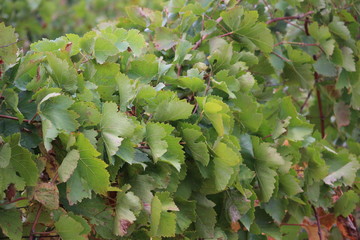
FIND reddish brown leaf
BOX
[231,221,241,232]
[6,184,16,201]
[302,218,328,240]
[65,42,72,53]
[336,215,359,240]
[317,208,336,231]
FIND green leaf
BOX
[34,182,59,210]
[126,29,146,56]
[154,27,179,50]
[232,93,263,132]
[116,73,138,111]
[212,70,239,98]
[334,190,359,217]
[31,37,67,52]
[7,133,38,186]
[0,209,22,240]
[114,190,142,236]
[174,40,193,64]
[0,167,26,199]
[125,6,147,27]
[58,149,80,182]
[254,208,282,239]
[0,22,18,64]
[329,17,351,40]
[175,199,196,232]
[221,7,273,53]
[313,56,337,77]
[146,123,169,161]
[2,89,24,122]
[253,137,285,167]
[208,38,233,72]
[282,63,314,88]
[145,91,193,122]
[198,97,234,136]
[0,142,11,168]
[194,194,217,238]
[304,147,329,184]
[46,53,78,93]
[146,123,185,171]
[287,46,313,63]
[181,124,210,166]
[150,193,178,237]
[70,102,101,127]
[323,157,360,186]
[262,198,286,223]
[341,47,356,72]
[66,169,92,205]
[42,119,59,151]
[279,174,303,196]
[100,102,134,158]
[75,133,110,194]
[129,54,158,83]
[94,37,119,64]
[255,164,277,202]
[39,93,79,132]
[55,215,87,240]
[175,76,206,92]
[309,22,331,42]
[66,34,81,56]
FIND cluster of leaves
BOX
[0,0,360,239]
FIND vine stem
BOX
[0,197,27,206]
[29,172,59,240]
[271,51,291,62]
[0,114,31,123]
[312,205,323,240]
[192,17,223,50]
[303,15,325,139]
[0,41,18,49]
[217,31,233,38]
[300,89,313,113]
[280,223,306,227]
[266,11,314,24]
[316,84,325,138]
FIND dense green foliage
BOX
[0,0,359,239]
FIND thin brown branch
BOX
[218,31,233,38]
[177,64,182,77]
[274,41,319,48]
[262,134,272,140]
[0,114,30,123]
[274,41,326,54]
[266,11,314,24]
[300,89,313,113]
[316,86,325,139]
[30,173,59,240]
[271,51,291,62]
[304,17,310,36]
[312,205,323,240]
[29,113,38,124]
[192,17,223,50]
[0,41,18,49]
[29,205,43,240]
[280,223,306,227]
[0,197,28,206]
[284,20,305,32]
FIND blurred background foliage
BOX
[0,0,164,48]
